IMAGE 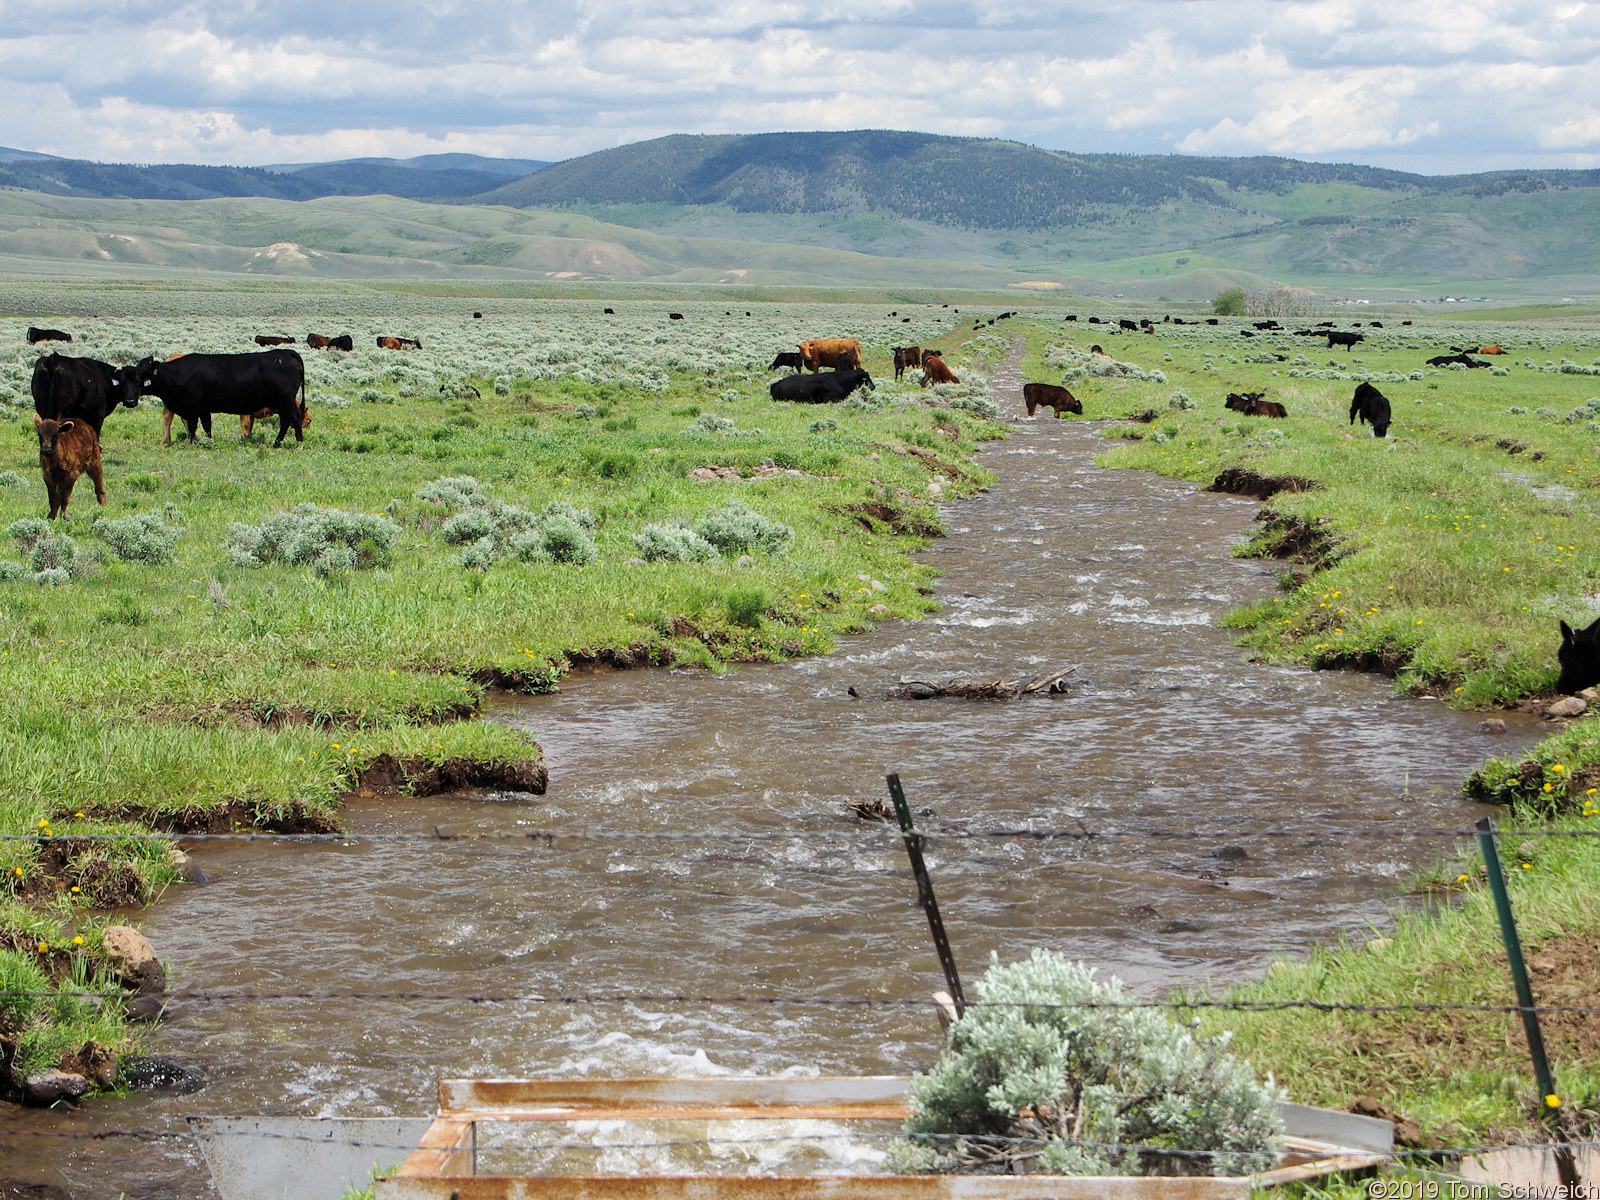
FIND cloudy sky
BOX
[2,0,1598,174]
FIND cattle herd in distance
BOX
[16,305,1600,694]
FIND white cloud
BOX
[0,0,1596,170]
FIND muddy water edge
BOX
[1,343,1542,1197]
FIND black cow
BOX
[1205,318,1218,325]
[769,368,874,404]
[1556,617,1600,695]
[1225,392,1263,413]
[1239,329,1256,337]
[1088,316,1103,324]
[31,353,140,435]
[668,313,684,320]
[1349,382,1391,438]
[1426,353,1489,368]
[133,350,307,446]
[1327,331,1364,350]
[1064,314,1077,321]
[892,346,922,380]
[1315,321,1334,328]
[769,352,804,373]
[604,308,615,314]
[1253,320,1281,330]
[27,327,72,344]
[329,334,354,352]
[1369,321,1384,328]
[1119,319,1138,331]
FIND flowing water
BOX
[2,346,1542,1196]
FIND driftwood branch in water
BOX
[890,664,1080,700]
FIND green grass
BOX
[1203,808,1600,1149]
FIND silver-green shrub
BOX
[93,508,184,564]
[633,523,717,563]
[419,476,595,569]
[694,499,793,558]
[894,949,1282,1178]
[225,504,398,572]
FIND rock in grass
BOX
[24,1071,89,1105]
[1547,696,1588,719]
[101,925,166,994]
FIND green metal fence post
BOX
[1475,815,1579,1188]
[887,773,965,1017]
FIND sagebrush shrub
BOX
[225,504,398,572]
[418,476,595,570]
[894,949,1282,1178]
[633,523,717,563]
[695,499,792,558]
[93,508,184,564]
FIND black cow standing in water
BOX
[133,350,307,446]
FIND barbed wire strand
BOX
[4,824,1600,845]
[8,989,1600,1015]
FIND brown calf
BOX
[1022,382,1081,417]
[892,346,922,380]
[376,336,421,350]
[921,355,959,387]
[306,333,332,349]
[34,414,105,519]
[163,401,313,444]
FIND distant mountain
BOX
[0,151,544,202]
[0,146,62,163]
[266,153,549,178]
[478,129,1600,231]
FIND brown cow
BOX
[377,336,421,350]
[1023,382,1081,417]
[892,346,922,380]
[306,333,332,349]
[255,335,296,347]
[796,338,864,373]
[921,356,959,387]
[34,414,104,519]
[1479,344,1506,355]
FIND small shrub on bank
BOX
[894,949,1282,1177]
[695,499,793,558]
[225,504,398,575]
[419,476,596,569]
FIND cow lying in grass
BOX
[34,414,104,519]
[1557,617,1600,695]
[1023,382,1081,417]
[1349,382,1391,438]
[1225,392,1287,418]
[1427,353,1491,368]
[769,368,874,404]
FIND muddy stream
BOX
[2,346,1542,1195]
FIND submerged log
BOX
[890,664,1079,700]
